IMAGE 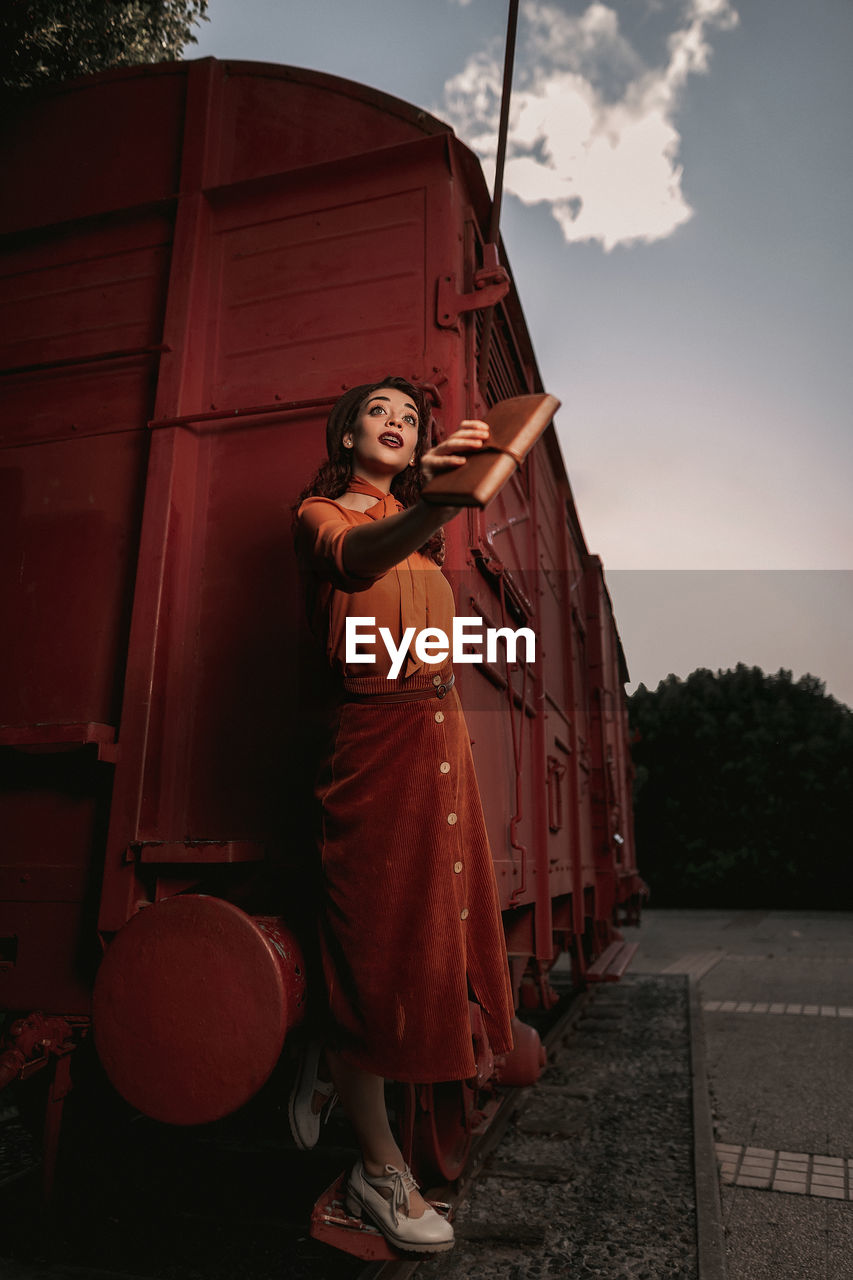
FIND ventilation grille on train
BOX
[474,305,530,407]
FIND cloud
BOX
[440,0,738,250]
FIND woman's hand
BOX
[419,420,490,485]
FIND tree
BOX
[629,665,853,909]
[1,0,208,93]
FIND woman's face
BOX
[343,386,420,477]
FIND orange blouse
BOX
[295,476,454,682]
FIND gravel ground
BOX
[0,1104,41,1189]
[418,976,697,1280]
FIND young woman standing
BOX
[291,377,514,1253]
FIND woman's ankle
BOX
[362,1154,402,1177]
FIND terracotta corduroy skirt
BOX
[315,675,515,1082]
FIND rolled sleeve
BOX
[295,497,378,593]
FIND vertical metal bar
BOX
[478,0,521,393]
[488,0,521,250]
[98,59,222,932]
[41,1052,73,1203]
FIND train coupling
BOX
[0,1011,86,1091]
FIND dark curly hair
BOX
[294,376,445,565]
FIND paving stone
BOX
[704,1014,853,1155]
[633,909,853,1279]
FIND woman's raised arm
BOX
[341,421,489,579]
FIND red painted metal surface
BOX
[0,1011,77,1088]
[0,58,644,1164]
[92,896,305,1124]
[493,1016,547,1087]
[584,556,647,929]
[406,1080,476,1183]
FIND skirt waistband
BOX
[341,670,455,704]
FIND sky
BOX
[189,0,852,708]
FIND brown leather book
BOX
[421,393,561,509]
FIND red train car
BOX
[0,57,644,1195]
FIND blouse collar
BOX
[346,473,403,519]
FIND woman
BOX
[291,376,515,1254]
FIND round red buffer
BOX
[93,896,306,1125]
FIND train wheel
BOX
[402,1079,476,1185]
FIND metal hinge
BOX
[436,244,510,329]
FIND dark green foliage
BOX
[1,0,208,93]
[629,665,853,909]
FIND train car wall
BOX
[0,60,643,1127]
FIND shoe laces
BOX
[371,1163,420,1227]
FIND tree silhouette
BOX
[1,0,208,93]
[629,665,853,909]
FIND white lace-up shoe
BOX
[287,1041,337,1150]
[345,1159,455,1253]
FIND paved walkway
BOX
[631,909,853,1280]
